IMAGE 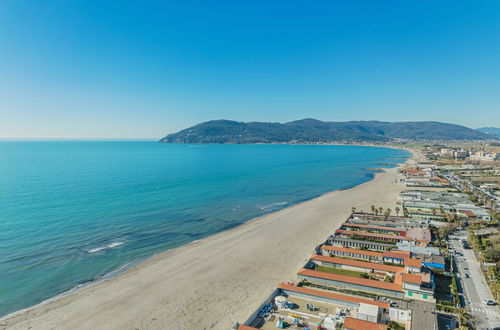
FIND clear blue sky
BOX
[1,0,499,138]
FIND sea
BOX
[0,142,409,317]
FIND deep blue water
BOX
[0,142,409,316]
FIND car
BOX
[465,274,470,278]
[483,299,496,305]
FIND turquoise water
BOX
[0,142,409,316]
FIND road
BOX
[449,230,500,329]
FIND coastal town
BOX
[233,143,500,330]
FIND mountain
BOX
[160,119,495,143]
[477,127,500,138]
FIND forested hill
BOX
[160,119,495,143]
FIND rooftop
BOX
[297,269,403,292]
[402,273,422,285]
[336,229,406,241]
[342,222,405,233]
[404,258,422,268]
[310,254,403,273]
[278,283,389,308]
[343,317,387,330]
[320,245,384,258]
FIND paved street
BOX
[449,230,500,329]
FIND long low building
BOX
[335,229,406,243]
[297,268,405,298]
[327,237,394,251]
[309,254,404,276]
[320,245,384,262]
[340,222,406,235]
[277,282,389,309]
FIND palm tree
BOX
[351,206,356,214]
[371,205,376,215]
[386,208,391,217]
[395,206,400,217]
[379,207,384,216]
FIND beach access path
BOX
[1,158,412,330]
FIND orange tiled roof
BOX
[337,230,406,241]
[342,222,404,233]
[404,258,422,268]
[310,255,403,273]
[383,251,410,259]
[321,245,384,258]
[344,317,388,330]
[402,273,422,284]
[297,268,403,292]
[277,283,389,308]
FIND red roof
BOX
[342,222,404,233]
[344,317,387,330]
[321,245,383,258]
[402,273,422,284]
[297,268,403,292]
[277,283,389,308]
[383,251,410,259]
[404,258,422,268]
[310,254,403,273]
[336,230,406,241]
[459,210,475,217]
[238,326,259,330]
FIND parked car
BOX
[482,299,496,305]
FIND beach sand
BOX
[1,158,412,330]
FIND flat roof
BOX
[310,254,403,273]
[297,268,403,292]
[320,245,383,258]
[344,317,387,330]
[278,283,389,308]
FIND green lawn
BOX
[315,265,365,278]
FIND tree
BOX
[379,207,384,216]
[371,205,376,215]
[395,206,400,217]
[351,206,356,214]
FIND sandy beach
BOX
[1,156,413,330]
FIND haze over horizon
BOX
[1,1,499,138]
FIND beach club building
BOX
[320,245,384,262]
[297,268,405,298]
[334,229,406,244]
[326,237,394,251]
[308,255,404,278]
[340,223,406,236]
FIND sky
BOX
[1,1,499,138]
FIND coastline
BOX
[1,150,414,330]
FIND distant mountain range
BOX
[160,119,496,144]
[477,127,500,138]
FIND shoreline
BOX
[1,150,414,330]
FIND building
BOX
[320,245,384,262]
[297,268,405,298]
[309,255,404,277]
[326,237,394,251]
